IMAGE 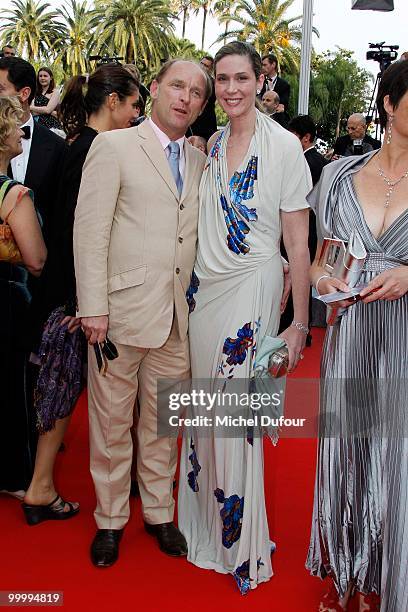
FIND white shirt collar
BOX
[10,114,34,183]
[148,117,186,178]
[303,145,315,154]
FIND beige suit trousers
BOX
[88,322,189,529]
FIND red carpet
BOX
[1,329,326,611]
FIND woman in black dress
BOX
[31,67,63,133]
[0,96,47,500]
[22,65,140,524]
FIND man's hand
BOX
[81,315,109,345]
[281,262,291,313]
[276,103,285,114]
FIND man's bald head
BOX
[347,113,367,141]
[262,90,280,114]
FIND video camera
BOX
[366,42,399,72]
[89,54,124,66]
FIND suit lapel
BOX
[138,121,179,201]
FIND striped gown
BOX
[306,174,408,611]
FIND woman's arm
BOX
[280,208,310,370]
[1,187,47,276]
[31,89,60,115]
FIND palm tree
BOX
[55,0,97,77]
[170,0,192,38]
[215,0,317,73]
[93,0,175,72]
[0,0,66,62]
[214,0,235,46]
[192,0,214,50]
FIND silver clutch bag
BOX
[268,346,289,378]
[318,230,367,324]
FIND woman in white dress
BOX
[178,42,312,594]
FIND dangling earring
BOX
[386,115,393,145]
[256,89,261,95]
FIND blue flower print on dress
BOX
[233,558,264,595]
[223,323,253,367]
[221,155,258,255]
[214,488,244,549]
[210,132,223,160]
[186,270,200,313]
[220,194,250,255]
[229,156,258,216]
[187,438,201,492]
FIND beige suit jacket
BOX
[73,120,206,348]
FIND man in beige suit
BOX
[73,60,211,567]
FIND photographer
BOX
[332,113,381,158]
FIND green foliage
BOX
[215,101,228,126]
[214,0,318,74]
[0,0,66,61]
[310,48,372,146]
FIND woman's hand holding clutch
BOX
[315,275,354,309]
[279,325,306,373]
[360,267,408,303]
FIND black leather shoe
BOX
[90,529,123,567]
[144,521,187,556]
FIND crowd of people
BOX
[0,40,408,612]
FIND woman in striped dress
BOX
[307,61,408,611]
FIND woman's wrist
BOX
[291,320,309,335]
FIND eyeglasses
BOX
[94,337,118,375]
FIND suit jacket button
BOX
[178,237,183,243]
[175,267,180,274]
[180,203,185,210]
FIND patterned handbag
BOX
[0,178,24,264]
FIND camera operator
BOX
[332,113,381,159]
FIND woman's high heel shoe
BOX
[22,494,79,526]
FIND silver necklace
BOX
[377,163,408,208]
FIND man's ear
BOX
[18,85,31,105]
[150,79,159,100]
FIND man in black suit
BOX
[259,53,290,113]
[288,114,328,187]
[262,90,289,129]
[188,55,217,151]
[0,57,66,245]
[333,113,381,158]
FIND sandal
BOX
[22,494,79,526]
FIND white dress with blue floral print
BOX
[179,110,311,594]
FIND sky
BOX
[1,0,407,80]
[179,0,407,79]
